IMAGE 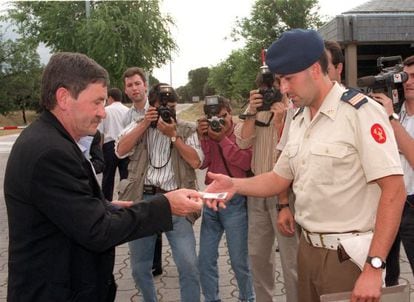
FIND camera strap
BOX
[147,131,173,169]
[254,112,274,127]
[217,144,233,178]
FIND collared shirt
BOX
[274,82,402,233]
[235,110,279,175]
[200,124,252,185]
[399,102,414,195]
[98,102,130,144]
[77,138,98,179]
[123,100,149,127]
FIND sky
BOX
[153,0,368,87]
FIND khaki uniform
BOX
[274,82,403,301]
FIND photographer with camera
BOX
[196,96,255,302]
[116,83,203,302]
[369,55,414,287]
[234,66,299,301]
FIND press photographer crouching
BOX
[367,55,414,287]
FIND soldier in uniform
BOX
[204,29,406,302]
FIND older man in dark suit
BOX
[4,52,203,302]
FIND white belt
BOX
[302,229,373,250]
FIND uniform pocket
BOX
[309,143,349,185]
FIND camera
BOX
[357,56,408,113]
[257,65,283,111]
[204,95,225,132]
[150,84,176,127]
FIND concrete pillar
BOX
[345,44,358,88]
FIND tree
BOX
[6,1,176,88]
[207,0,323,101]
[0,37,42,122]
[187,67,210,100]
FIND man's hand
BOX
[144,106,159,127]
[277,207,296,236]
[351,268,383,302]
[164,189,203,216]
[157,118,177,138]
[271,101,287,126]
[248,90,264,114]
[369,92,394,116]
[204,172,236,210]
[197,117,209,138]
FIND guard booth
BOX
[318,0,414,87]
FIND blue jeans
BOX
[129,193,200,302]
[199,194,255,302]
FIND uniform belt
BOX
[143,185,174,195]
[302,229,373,250]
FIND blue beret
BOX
[265,29,324,75]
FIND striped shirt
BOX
[144,127,203,191]
[399,102,414,195]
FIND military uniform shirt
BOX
[274,82,403,233]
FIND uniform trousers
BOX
[297,235,361,302]
[247,196,298,302]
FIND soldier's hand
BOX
[277,207,295,236]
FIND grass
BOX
[177,102,205,122]
[0,110,38,136]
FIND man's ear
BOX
[337,62,344,77]
[55,87,71,110]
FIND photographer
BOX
[369,55,414,286]
[197,96,255,302]
[116,83,203,302]
[234,69,299,301]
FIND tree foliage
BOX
[187,67,210,99]
[6,1,176,88]
[0,31,42,121]
[206,0,323,102]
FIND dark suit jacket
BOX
[4,111,173,302]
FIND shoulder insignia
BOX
[340,88,368,109]
[293,107,304,120]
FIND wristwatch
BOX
[171,136,178,143]
[389,112,399,121]
[366,256,386,269]
[276,203,290,212]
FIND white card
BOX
[201,192,228,200]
